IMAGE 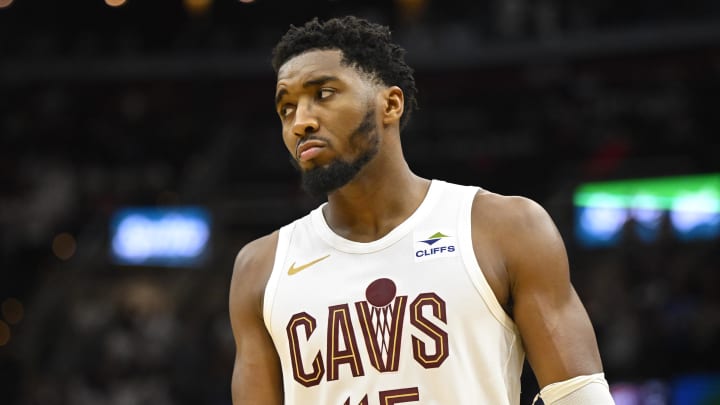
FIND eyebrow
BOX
[275,75,340,106]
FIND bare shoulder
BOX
[230,231,280,316]
[233,231,279,276]
[468,190,563,310]
[472,189,554,230]
[471,190,567,279]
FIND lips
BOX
[296,139,327,162]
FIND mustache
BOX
[295,135,331,158]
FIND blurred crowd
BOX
[576,229,720,381]
[6,270,233,405]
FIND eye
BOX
[318,88,335,99]
[280,104,295,118]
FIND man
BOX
[229,16,615,405]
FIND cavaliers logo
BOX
[285,278,449,388]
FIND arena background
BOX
[1,0,719,404]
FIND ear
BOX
[380,86,404,126]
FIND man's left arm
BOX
[502,197,614,404]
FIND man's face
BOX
[275,49,380,196]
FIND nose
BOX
[291,102,319,138]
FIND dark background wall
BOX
[1,0,719,403]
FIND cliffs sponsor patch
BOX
[413,231,458,262]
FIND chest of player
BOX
[267,233,503,387]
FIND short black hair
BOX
[272,16,418,130]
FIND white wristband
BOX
[533,373,615,405]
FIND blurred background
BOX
[1,0,719,404]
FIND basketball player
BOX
[229,16,615,405]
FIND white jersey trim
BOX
[458,186,519,333]
[263,222,295,335]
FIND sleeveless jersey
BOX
[263,180,525,405]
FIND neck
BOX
[322,153,431,242]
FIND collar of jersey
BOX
[310,179,444,254]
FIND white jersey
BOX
[263,180,525,405]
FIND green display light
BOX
[574,173,720,213]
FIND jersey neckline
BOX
[310,179,444,254]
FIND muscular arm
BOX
[229,232,283,404]
[473,193,603,389]
[505,197,603,388]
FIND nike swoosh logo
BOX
[288,254,331,275]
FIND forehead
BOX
[276,49,365,86]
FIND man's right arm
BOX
[229,231,283,404]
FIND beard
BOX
[290,108,379,198]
